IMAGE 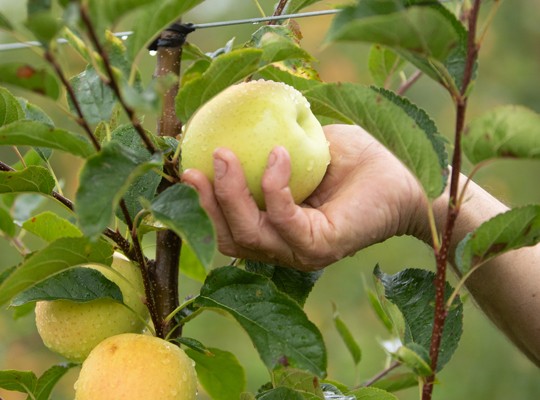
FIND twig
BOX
[396,70,423,96]
[422,1,482,398]
[43,50,101,151]
[362,361,401,387]
[271,0,290,22]
[79,5,158,155]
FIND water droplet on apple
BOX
[307,160,314,172]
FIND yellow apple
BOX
[35,252,149,362]
[74,333,197,400]
[181,79,331,209]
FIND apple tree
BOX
[0,0,539,399]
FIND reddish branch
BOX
[422,1,482,399]
[269,0,290,23]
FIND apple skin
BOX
[74,333,197,400]
[181,79,331,209]
[35,252,149,362]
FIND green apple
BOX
[181,79,331,209]
[35,252,149,362]
[75,333,197,400]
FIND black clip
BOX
[147,22,195,51]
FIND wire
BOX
[0,9,340,52]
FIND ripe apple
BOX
[74,333,197,400]
[35,252,149,362]
[181,79,331,209]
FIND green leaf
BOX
[180,242,207,283]
[69,65,116,125]
[110,125,162,223]
[34,363,78,400]
[0,204,16,237]
[304,83,447,198]
[347,386,398,400]
[11,267,123,306]
[0,369,37,394]
[0,86,25,127]
[463,105,540,164]
[250,26,313,64]
[373,266,463,371]
[257,65,322,92]
[196,266,327,377]
[456,205,540,274]
[174,337,211,356]
[186,347,246,400]
[370,372,418,393]
[127,0,205,60]
[327,2,468,91]
[0,12,14,30]
[0,121,95,158]
[16,101,54,161]
[148,184,215,269]
[27,0,52,15]
[25,11,63,46]
[22,211,81,242]
[368,45,404,87]
[392,343,432,377]
[0,63,60,99]
[284,0,326,14]
[175,48,263,122]
[75,141,162,238]
[272,367,324,397]
[0,237,113,306]
[332,304,361,366]
[257,387,305,400]
[0,166,55,195]
[87,0,155,27]
[245,260,322,307]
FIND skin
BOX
[182,124,540,366]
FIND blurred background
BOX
[1,1,540,399]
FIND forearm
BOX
[429,175,540,366]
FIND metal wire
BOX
[0,9,341,52]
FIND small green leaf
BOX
[392,344,432,377]
[75,141,162,238]
[0,237,113,306]
[456,205,540,274]
[347,386,398,400]
[0,12,14,30]
[258,387,305,400]
[0,369,37,394]
[34,363,78,400]
[305,83,447,198]
[370,372,418,393]
[245,260,322,306]
[284,0,326,14]
[0,86,25,127]
[272,367,324,397]
[86,0,155,27]
[257,65,322,92]
[196,266,327,377]
[126,0,204,59]
[250,26,312,64]
[463,105,540,164]
[173,337,211,356]
[0,166,55,195]
[0,63,60,99]
[0,121,95,158]
[186,347,246,400]
[11,267,123,306]
[175,48,263,122]
[27,0,52,15]
[373,266,463,371]
[148,184,215,269]
[368,45,404,87]
[332,304,361,366]
[25,12,63,46]
[22,211,82,242]
[0,205,16,237]
[180,242,207,283]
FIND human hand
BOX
[181,124,427,271]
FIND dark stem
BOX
[43,51,101,151]
[269,0,290,23]
[362,361,400,387]
[422,1,482,399]
[150,24,185,339]
[79,5,158,155]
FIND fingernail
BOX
[213,156,227,179]
[267,148,279,168]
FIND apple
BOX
[74,333,197,400]
[35,252,149,362]
[181,79,331,209]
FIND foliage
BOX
[0,0,537,399]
